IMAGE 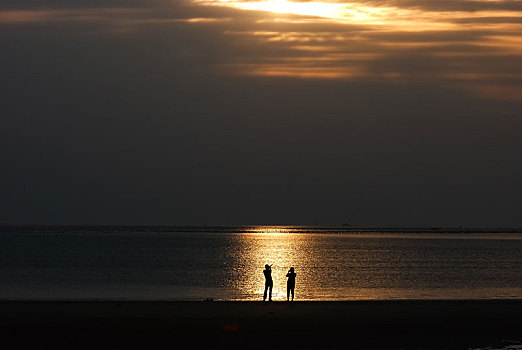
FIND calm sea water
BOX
[0,226,521,301]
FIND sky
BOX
[1,0,521,226]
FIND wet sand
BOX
[0,300,520,349]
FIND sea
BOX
[0,226,521,301]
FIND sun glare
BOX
[220,0,344,18]
[193,0,456,28]
[194,0,522,30]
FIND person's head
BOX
[265,264,270,270]
[289,267,294,273]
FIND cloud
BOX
[1,0,521,100]
[1,0,522,225]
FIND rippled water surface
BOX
[0,226,521,300]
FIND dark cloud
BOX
[1,0,521,225]
[286,0,522,12]
[0,0,177,10]
[360,0,522,12]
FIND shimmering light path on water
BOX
[0,226,521,301]
[226,226,522,300]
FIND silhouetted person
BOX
[263,264,273,301]
[286,267,296,301]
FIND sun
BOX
[196,0,347,19]
[236,0,344,18]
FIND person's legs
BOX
[291,286,294,301]
[287,285,290,301]
[268,283,273,301]
[263,284,268,301]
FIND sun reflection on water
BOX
[228,226,316,300]
[244,226,294,235]
[222,228,522,301]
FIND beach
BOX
[1,228,521,348]
[1,300,520,349]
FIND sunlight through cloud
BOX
[191,0,522,99]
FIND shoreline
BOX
[1,299,520,349]
[1,297,522,301]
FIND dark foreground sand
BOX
[0,300,520,349]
